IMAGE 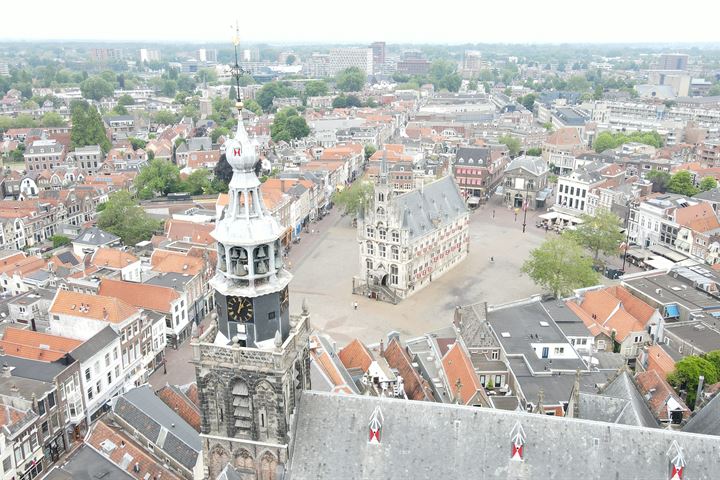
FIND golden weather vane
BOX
[230,21,249,109]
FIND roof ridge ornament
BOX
[667,440,685,480]
[510,421,526,461]
[368,406,384,444]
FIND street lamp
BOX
[621,202,633,272]
[522,181,530,233]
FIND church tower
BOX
[191,29,310,480]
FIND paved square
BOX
[289,204,549,344]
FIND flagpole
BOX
[522,181,529,233]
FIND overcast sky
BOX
[3,0,720,45]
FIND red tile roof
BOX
[99,278,179,314]
[50,290,139,324]
[338,339,373,372]
[382,338,435,401]
[165,219,215,245]
[156,385,201,432]
[85,420,181,480]
[91,248,138,269]
[0,327,82,362]
[636,370,690,422]
[441,342,483,406]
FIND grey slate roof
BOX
[288,391,720,479]
[455,146,490,166]
[43,445,133,480]
[112,385,200,471]
[73,227,120,246]
[505,155,548,176]
[394,176,467,241]
[597,371,658,428]
[0,354,69,383]
[70,326,119,363]
[683,391,720,435]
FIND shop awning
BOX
[665,304,680,318]
[467,196,481,205]
[650,244,688,263]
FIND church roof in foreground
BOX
[288,391,719,479]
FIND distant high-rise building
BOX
[198,48,218,63]
[242,48,260,62]
[328,48,373,76]
[659,53,689,71]
[463,50,483,73]
[371,41,386,69]
[90,48,123,62]
[0,63,9,77]
[139,48,160,63]
[396,50,430,76]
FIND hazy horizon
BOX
[3,0,720,45]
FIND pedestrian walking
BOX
[353,301,358,310]
[492,209,495,219]
[490,256,494,263]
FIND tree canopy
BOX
[667,171,699,196]
[567,210,624,261]
[698,176,718,192]
[668,354,720,409]
[97,191,162,246]
[518,93,537,111]
[304,80,328,98]
[270,108,310,143]
[70,100,111,152]
[214,153,233,186]
[135,159,182,199]
[256,81,299,112]
[80,76,114,101]
[332,181,374,216]
[428,60,461,92]
[593,131,664,153]
[335,67,366,92]
[332,94,363,108]
[522,236,600,298]
[498,134,521,157]
[153,110,177,125]
[645,170,671,193]
[41,111,66,127]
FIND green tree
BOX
[428,59,461,92]
[332,181,374,216]
[526,147,542,156]
[567,75,591,92]
[256,81,299,111]
[668,355,719,409]
[153,110,177,125]
[229,85,237,101]
[522,236,600,298]
[40,112,66,127]
[699,177,718,192]
[50,235,71,248]
[567,211,624,261]
[135,159,182,198]
[214,153,233,185]
[710,83,720,97]
[498,134,521,157]
[304,80,328,98]
[80,76,114,101]
[128,137,147,151]
[645,170,671,193]
[519,93,537,111]
[117,94,135,106]
[271,108,310,143]
[243,99,263,116]
[112,104,128,115]
[364,145,377,161]
[668,171,699,196]
[70,100,111,152]
[211,126,230,143]
[336,67,366,92]
[181,169,212,195]
[98,191,162,246]
[160,79,178,97]
[593,132,617,153]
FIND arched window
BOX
[391,231,400,243]
[378,228,387,241]
[234,449,254,470]
[366,241,374,256]
[366,259,373,271]
[366,226,374,238]
[390,265,399,285]
[379,244,386,258]
[391,246,399,260]
[260,452,278,480]
[377,207,385,215]
[378,193,385,202]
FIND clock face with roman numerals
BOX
[227,295,253,323]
